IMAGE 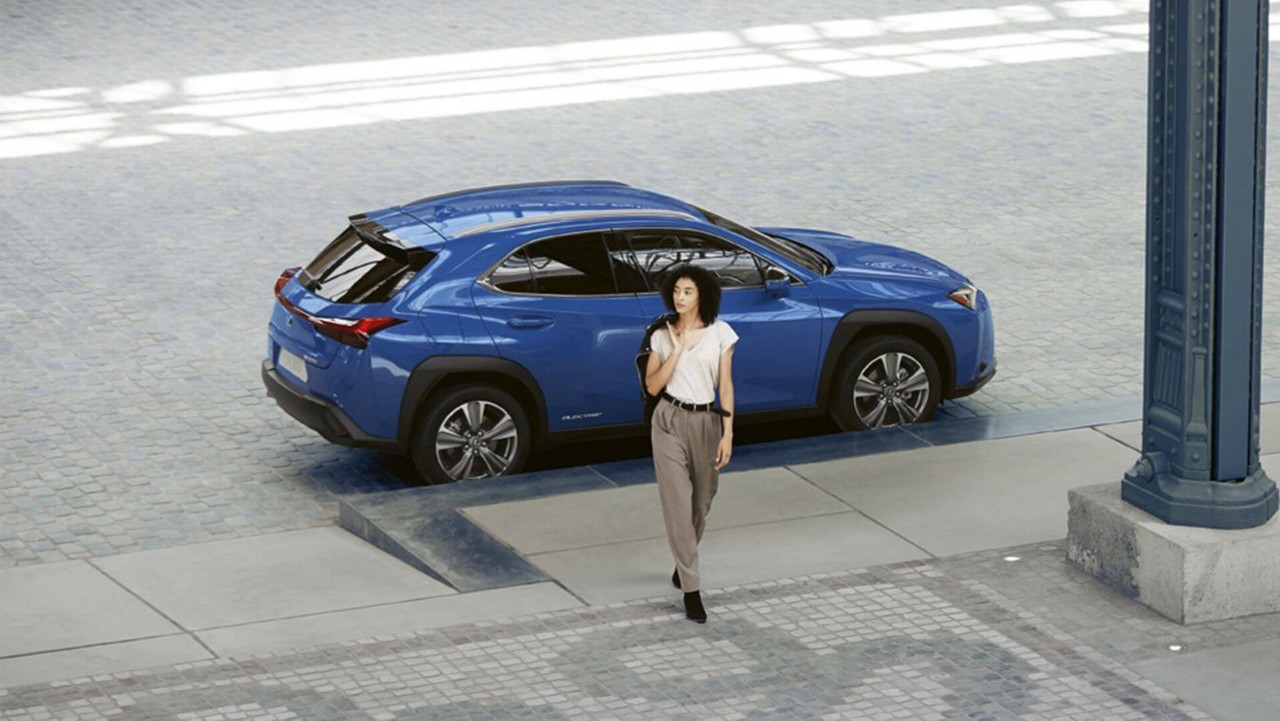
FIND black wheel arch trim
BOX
[398,355,549,453]
[816,309,958,407]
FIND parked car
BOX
[263,181,995,483]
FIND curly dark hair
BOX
[659,263,721,326]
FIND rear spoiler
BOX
[348,215,433,263]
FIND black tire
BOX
[411,384,532,484]
[831,335,941,432]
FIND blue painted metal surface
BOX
[1122,0,1277,528]
[473,286,648,430]
[634,277,827,413]
[1213,0,1265,481]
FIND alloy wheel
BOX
[851,351,931,428]
[435,400,520,481]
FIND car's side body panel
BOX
[473,284,649,432]
[633,282,825,413]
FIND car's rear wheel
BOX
[832,336,941,431]
[411,384,531,484]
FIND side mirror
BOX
[765,266,791,298]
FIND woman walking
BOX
[644,263,737,623]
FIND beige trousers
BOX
[651,398,722,592]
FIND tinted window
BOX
[488,250,537,293]
[606,235,651,292]
[493,233,618,296]
[301,225,434,303]
[624,231,765,290]
[696,205,829,275]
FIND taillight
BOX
[275,266,300,296]
[273,267,403,349]
[311,316,406,349]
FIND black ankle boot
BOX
[683,591,707,623]
[671,568,681,589]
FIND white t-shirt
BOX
[651,319,739,405]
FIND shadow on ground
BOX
[526,415,842,473]
[362,414,844,486]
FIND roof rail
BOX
[404,180,631,207]
[455,208,697,238]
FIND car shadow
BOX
[524,415,841,473]
[349,415,842,488]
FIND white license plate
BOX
[278,349,308,383]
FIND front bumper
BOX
[261,360,398,452]
[949,357,997,399]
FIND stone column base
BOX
[1067,482,1280,624]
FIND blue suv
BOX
[263,181,995,483]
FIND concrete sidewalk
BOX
[2,404,1278,719]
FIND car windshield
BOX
[694,205,831,275]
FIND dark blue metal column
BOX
[1122,0,1277,528]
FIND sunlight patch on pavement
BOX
[0,1,1164,159]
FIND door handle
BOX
[507,316,554,329]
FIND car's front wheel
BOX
[411,384,531,484]
[832,336,941,431]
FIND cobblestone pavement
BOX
[6,541,1270,720]
[3,0,1280,565]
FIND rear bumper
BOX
[950,357,997,399]
[261,361,399,452]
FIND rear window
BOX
[300,224,435,303]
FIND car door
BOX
[472,231,649,432]
[619,228,824,412]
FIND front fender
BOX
[816,309,957,406]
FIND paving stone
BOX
[1,542,1250,719]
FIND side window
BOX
[488,250,537,293]
[606,235,651,292]
[497,232,617,296]
[625,231,765,290]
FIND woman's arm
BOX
[645,324,683,396]
[715,346,735,469]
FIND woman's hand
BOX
[714,434,733,470]
[665,322,685,354]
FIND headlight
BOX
[948,284,979,310]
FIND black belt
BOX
[661,391,732,417]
